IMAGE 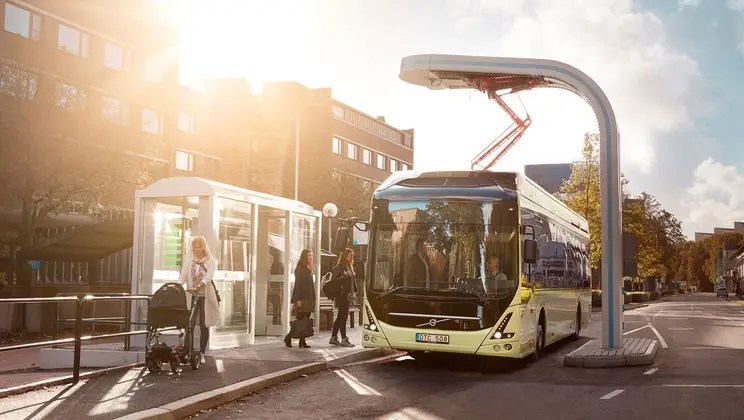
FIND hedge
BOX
[592,290,658,307]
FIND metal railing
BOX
[0,294,150,384]
[54,292,137,349]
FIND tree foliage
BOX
[559,132,686,285]
[0,60,157,251]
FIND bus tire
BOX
[531,315,545,362]
[571,307,581,341]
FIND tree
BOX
[0,59,157,289]
[560,133,602,269]
[560,132,687,292]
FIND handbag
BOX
[321,271,339,300]
[290,317,314,339]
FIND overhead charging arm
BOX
[469,76,550,170]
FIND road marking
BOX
[335,369,382,396]
[668,327,693,331]
[661,384,744,388]
[600,389,624,400]
[380,407,446,420]
[643,368,658,375]
[652,310,664,323]
[623,325,650,335]
[648,324,669,348]
[395,355,414,362]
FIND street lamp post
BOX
[322,202,338,252]
[294,111,300,201]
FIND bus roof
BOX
[374,170,589,233]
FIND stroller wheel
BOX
[170,358,180,374]
[146,356,162,373]
[190,351,201,370]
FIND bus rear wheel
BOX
[571,308,581,341]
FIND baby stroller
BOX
[145,282,201,373]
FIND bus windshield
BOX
[369,199,519,299]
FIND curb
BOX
[563,338,658,368]
[0,362,143,399]
[115,348,395,420]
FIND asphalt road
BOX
[194,293,744,420]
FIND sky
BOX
[172,0,744,240]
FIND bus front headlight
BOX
[364,306,379,332]
[492,312,514,340]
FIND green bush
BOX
[649,291,659,301]
[624,293,631,304]
[627,292,652,303]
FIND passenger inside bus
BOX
[484,255,508,293]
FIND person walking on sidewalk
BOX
[330,248,357,347]
[285,249,316,348]
[179,236,221,364]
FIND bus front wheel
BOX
[531,321,545,362]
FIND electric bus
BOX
[361,170,591,360]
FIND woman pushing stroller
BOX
[179,236,221,364]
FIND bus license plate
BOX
[415,333,449,344]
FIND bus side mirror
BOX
[524,239,537,264]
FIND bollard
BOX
[72,298,83,384]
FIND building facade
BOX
[0,1,415,323]
[524,163,572,196]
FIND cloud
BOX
[682,158,744,233]
[728,0,744,11]
[679,0,703,11]
[449,0,704,174]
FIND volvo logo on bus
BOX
[417,318,450,328]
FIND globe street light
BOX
[322,202,337,252]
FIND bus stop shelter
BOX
[131,177,322,349]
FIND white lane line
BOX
[661,384,744,388]
[623,324,650,335]
[600,389,625,400]
[652,309,664,323]
[335,369,382,396]
[396,355,414,361]
[668,327,693,331]
[648,324,669,348]
[643,368,659,375]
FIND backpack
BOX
[321,271,340,301]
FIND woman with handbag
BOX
[329,248,356,347]
[179,236,221,364]
[285,249,316,348]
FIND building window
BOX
[54,82,78,109]
[57,24,89,57]
[103,42,124,70]
[4,3,40,39]
[0,63,38,100]
[376,154,386,170]
[141,108,162,134]
[175,150,194,172]
[101,96,128,125]
[362,149,372,165]
[332,104,345,119]
[401,163,409,171]
[332,137,342,155]
[389,159,397,172]
[347,143,357,160]
[177,112,195,133]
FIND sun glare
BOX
[173,0,323,91]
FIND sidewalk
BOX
[0,329,393,420]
